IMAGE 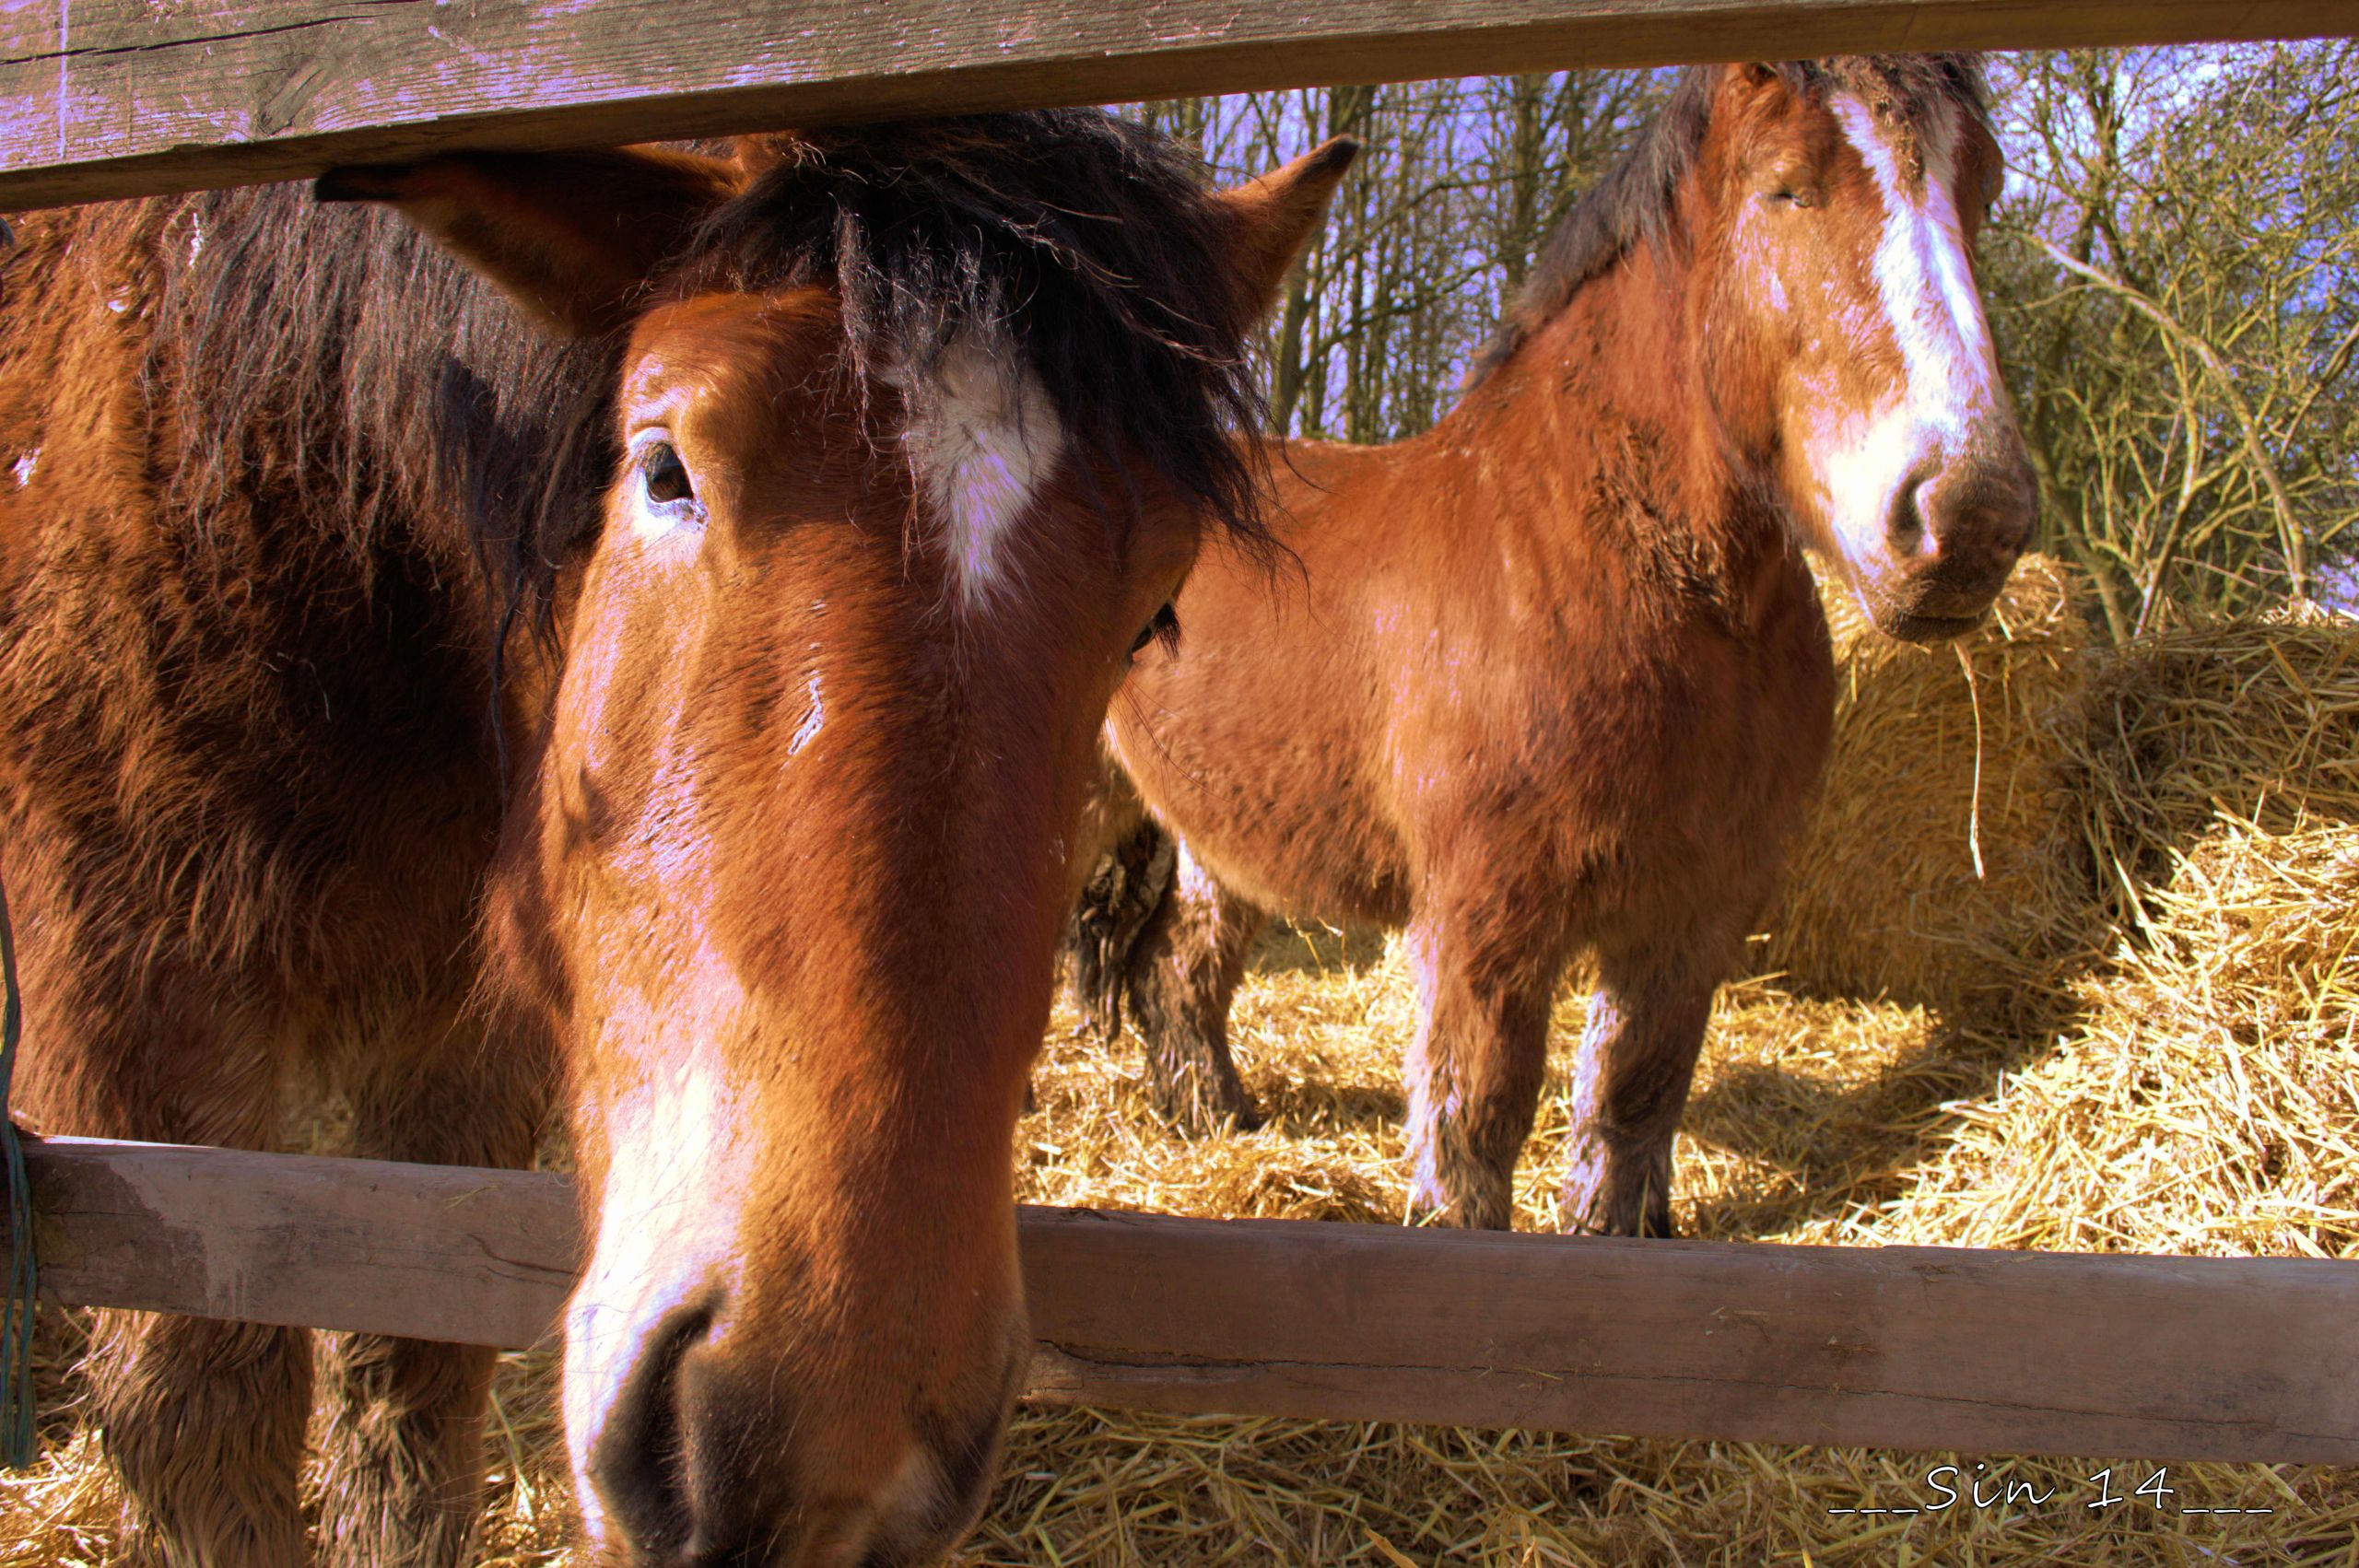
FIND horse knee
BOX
[1571,981,1713,1141]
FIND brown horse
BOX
[1079,57,2036,1236]
[0,119,1349,1565]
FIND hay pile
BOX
[1862,609,2359,1260]
[1758,553,2095,1018]
[6,568,2359,1566]
[1874,817,2359,1258]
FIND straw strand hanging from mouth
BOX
[1957,641,1987,883]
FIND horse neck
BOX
[1449,237,1789,605]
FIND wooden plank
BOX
[18,1136,2359,1463]
[29,1134,581,1350]
[6,0,2355,211]
[1022,1212,2359,1463]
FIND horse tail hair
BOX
[1062,815,1176,1045]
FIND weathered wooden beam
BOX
[6,0,2355,211]
[30,1135,581,1350]
[20,1136,2359,1463]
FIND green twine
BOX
[0,870,35,1466]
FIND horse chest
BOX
[1500,599,1834,859]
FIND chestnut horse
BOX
[1078,57,2036,1235]
[0,119,1349,1565]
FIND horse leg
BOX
[1124,843,1269,1136]
[1558,946,1719,1237]
[1064,811,1171,1044]
[1402,898,1569,1231]
[25,985,314,1567]
[90,1311,314,1568]
[313,1011,545,1568]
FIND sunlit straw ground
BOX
[6,558,2357,1565]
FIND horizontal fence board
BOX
[5,0,2356,209]
[17,1137,2359,1464]
[31,1134,581,1350]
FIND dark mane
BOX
[139,110,1273,654]
[147,181,608,617]
[1470,54,1989,383]
[684,113,1272,554]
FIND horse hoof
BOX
[1403,1183,1513,1231]
[1156,1092,1262,1139]
[1558,1201,1678,1239]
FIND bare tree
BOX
[1987,43,2359,632]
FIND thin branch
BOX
[2029,233,2311,600]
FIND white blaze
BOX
[1837,94,2000,427]
[1812,96,2006,568]
[561,640,753,1547]
[900,330,1065,610]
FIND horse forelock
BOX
[1472,53,1989,384]
[672,112,1274,575]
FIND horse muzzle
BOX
[567,1269,1027,1568]
[1859,440,2038,643]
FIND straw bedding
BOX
[6,557,2356,1565]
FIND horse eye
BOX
[642,443,694,506]
[1130,603,1180,657]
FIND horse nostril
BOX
[1884,469,1936,559]
[1918,463,2037,573]
[587,1296,719,1555]
[569,1299,1026,1567]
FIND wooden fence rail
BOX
[6,0,2357,209]
[21,1136,2359,1465]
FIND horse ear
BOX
[1208,136,1358,322]
[314,146,745,337]
[725,134,801,179]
